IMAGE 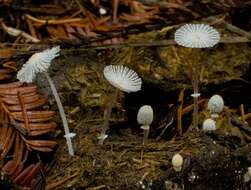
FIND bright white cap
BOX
[172,153,183,172]
[17,46,60,83]
[103,65,142,93]
[208,94,224,118]
[244,167,251,182]
[174,24,220,48]
[99,7,107,15]
[202,118,216,131]
[248,167,251,176]
[137,105,153,126]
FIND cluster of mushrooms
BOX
[15,23,250,180]
[202,94,224,131]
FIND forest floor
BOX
[1,0,251,190]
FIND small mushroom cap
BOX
[17,46,60,83]
[248,167,251,177]
[103,65,142,93]
[99,7,107,15]
[172,153,183,168]
[137,105,154,126]
[174,24,220,48]
[244,167,251,182]
[208,94,224,114]
[202,118,216,131]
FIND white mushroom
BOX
[137,105,154,145]
[99,7,107,15]
[99,65,142,145]
[208,94,224,118]
[172,153,183,172]
[17,46,76,156]
[202,118,216,131]
[174,24,220,48]
[244,167,251,182]
[17,46,60,83]
[174,24,220,130]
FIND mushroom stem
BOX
[141,125,150,145]
[191,67,200,130]
[44,72,75,156]
[98,88,119,145]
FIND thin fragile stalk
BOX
[44,72,74,156]
[142,127,150,146]
[98,88,119,145]
[192,67,199,130]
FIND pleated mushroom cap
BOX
[103,65,142,93]
[174,24,220,48]
[17,46,60,83]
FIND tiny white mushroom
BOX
[17,46,75,156]
[99,7,107,15]
[99,65,142,145]
[174,24,220,130]
[244,167,251,182]
[137,105,153,145]
[208,94,224,118]
[202,118,216,131]
[172,153,183,172]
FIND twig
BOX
[224,21,251,40]
[240,104,246,123]
[26,18,38,39]
[25,14,85,25]
[239,112,251,121]
[73,0,97,28]
[182,99,206,115]
[156,117,174,141]
[1,22,40,43]
[177,89,184,136]
[137,1,199,17]
[112,0,119,22]
[46,170,80,190]
[1,36,250,51]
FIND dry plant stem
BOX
[240,104,246,123]
[98,88,119,145]
[113,0,119,22]
[2,36,250,49]
[192,67,199,130]
[44,72,74,156]
[177,89,184,136]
